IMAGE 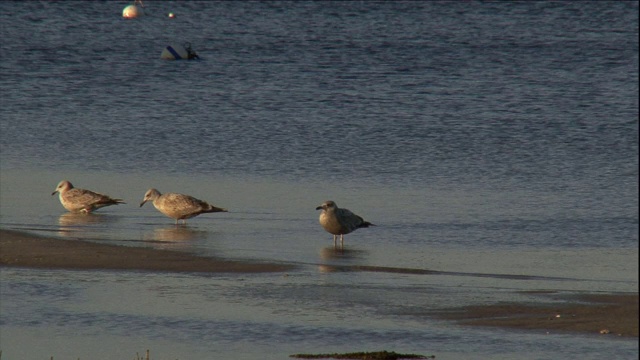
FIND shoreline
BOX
[1,229,637,338]
[0,229,293,273]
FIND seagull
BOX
[140,188,227,225]
[52,180,125,213]
[316,200,374,248]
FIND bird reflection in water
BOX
[150,227,202,242]
[141,227,207,250]
[57,212,117,237]
[318,246,368,273]
[58,212,111,227]
[319,246,366,261]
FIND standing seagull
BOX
[52,180,125,213]
[316,200,374,248]
[140,188,227,225]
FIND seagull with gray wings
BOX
[52,180,125,213]
[140,188,227,225]
[316,200,374,248]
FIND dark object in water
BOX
[184,42,199,59]
[289,350,435,360]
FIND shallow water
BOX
[1,1,638,359]
[1,265,638,360]
[1,167,638,360]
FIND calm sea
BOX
[1,1,638,359]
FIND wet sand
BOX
[0,229,293,273]
[1,229,637,338]
[436,292,638,338]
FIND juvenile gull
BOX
[52,180,125,213]
[140,188,227,225]
[316,200,374,247]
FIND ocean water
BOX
[0,1,638,359]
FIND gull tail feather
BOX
[102,198,125,206]
[206,206,228,213]
[360,221,375,228]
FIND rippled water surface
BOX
[1,1,638,359]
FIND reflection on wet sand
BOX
[318,246,368,273]
[58,212,112,227]
[140,227,209,250]
[147,227,205,242]
[319,246,367,261]
[318,264,340,273]
[57,213,119,238]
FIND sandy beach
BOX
[436,292,638,338]
[0,229,293,273]
[1,229,637,339]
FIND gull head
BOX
[316,200,337,212]
[140,188,162,207]
[52,180,73,196]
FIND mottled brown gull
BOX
[52,180,125,213]
[140,188,227,225]
[315,200,374,248]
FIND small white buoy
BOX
[168,12,176,19]
[123,0,144,19]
